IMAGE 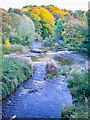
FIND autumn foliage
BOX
[1,5,88,51]
[26,7,55,38]
[1,8,11,36]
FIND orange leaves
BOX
[48,5,70,19]
[84,11,86,14]
[29,7,55,25]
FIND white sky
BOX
[0,0,89,11]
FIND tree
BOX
[55,19,66,41]
[45,5,70,24]
[1,8,11,36]
[17,15,35,45]
[27,13,42,34]
[73,10,87,21]
[8,8,22,15]
[9,13,21,30]
[62,20,87,46]
[29,7,55,39]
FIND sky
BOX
[0,0,89,11]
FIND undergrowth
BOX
[2,57,33,99]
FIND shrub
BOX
[9,35,23,44]
[43,37,64,50]
[61,104,88,118]
[43,37,55,47]
[2,57,34,99]
[58,65,71,76]
[2,44,28,55]
[61,66,89,119]
[67,70,89,101]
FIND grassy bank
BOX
[2,44,29,55]
[59,65,89,118]
[2,57,34,99]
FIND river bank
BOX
[2,56,35,99]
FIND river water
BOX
[2,41,87,119]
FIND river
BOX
[2,41,87,119]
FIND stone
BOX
[31,49,44,53]
[45,60,59,75]
[58,40,66,46]
[10,115,16,120]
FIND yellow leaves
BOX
[62,20,87,45]
[22,6,31,12]
[29,13,41,21]
[22,8,28,12]
[84,11,86,14]
[0,43,2,47]
[5,40,11,48]
[48,6,70,18]
[63,23,66,26]
[30,8,41,16]
[30,7,55,26]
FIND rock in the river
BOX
[45,60,59,75]
[31,49,44,53]
[58,40,66,46]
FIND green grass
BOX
[2,57,33,99]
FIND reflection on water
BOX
[54,57,71,65]
[32,53,53,63]
[31,52,71,65]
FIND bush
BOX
[9,35,23,44]
[43,37,65,50]
[43,37,55,47]
[2,57,33,99]
[61,104,88,118]
[61,66,89,118]
[67,70,89,100]
[58,65,71,76]
[2,44,28,55]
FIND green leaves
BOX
[2,58,33,99]
[55,19,66,40]
[17,15,35,43]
